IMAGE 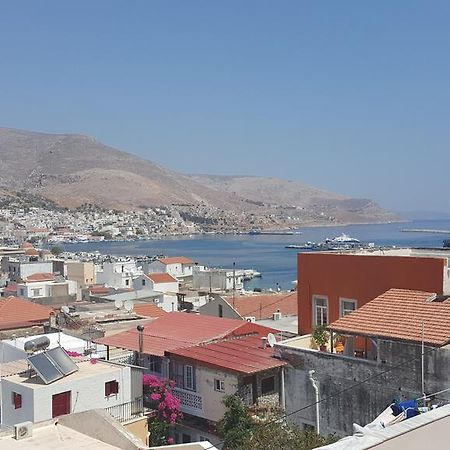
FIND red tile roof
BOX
[159,257,194,265]
[3,283,18,294]
[0,296,53,330]
[89,286,112,295]
[225,292,297,320]
[95,312,276,356]
[25,272,55,282]
[147,273,178,283]
[21,242,34,249]
[134,303,168,318]
[167,334,287,374]
[25,248,39,256]
[328,288,450,346]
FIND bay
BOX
[64,220,450,291]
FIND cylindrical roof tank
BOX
[24,336,51,354]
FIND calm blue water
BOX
[64,220,450,291]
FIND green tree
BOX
[218,395,337,450]
[50,246,63,256]
[218,395,255,450]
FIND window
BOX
[105,380,119,396]
[184,365,194,391]
[182,433,191,443]
[12,392,22,409]
[170,362,196,391]
[261,376,275,394]
[32,288,41,297]
[313,296,328,326]
[199,436,208,441]
[218,304,223,318]
[142,279,146,286]
[125,279,130,286]
[214,379,225,392]
[147,355,162,373]
[340,298,357,317]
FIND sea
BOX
[64,220,450,291]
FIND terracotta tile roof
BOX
[3,283,18,294]
[0,296,53,330]
[89,286,112,295]
[21,242,34,249]
[134,303,168,318]
[328,288,450,346]
[25,248,39,256]
[167,334,287,374]
[25,272,55,282]
[95,311,276,356]
[225,292,297,320]
[159,257,194,265]
[147,273,178,283]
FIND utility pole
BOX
[232,261,236,307]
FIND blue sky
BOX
[1,1,449,213]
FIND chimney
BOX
[261,336,267,349]
[137,325,145,366]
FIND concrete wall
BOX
[298,253,446,334]
[198,297,240,320]
[277,339,450,436]
[1,363,133,426]
[8,261,53,282]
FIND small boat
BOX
[329,233,360,244]
[444,239,450,248]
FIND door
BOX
[52,391,71,418]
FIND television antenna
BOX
[267,333,276,348]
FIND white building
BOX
[133,272,179,294]
[147,257,195,279]
[96,260,142,289]
[1,357,143,427]
[5,260,54,283]
[192,267,244,292]
[16,273,77,301]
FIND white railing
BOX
[173,388,203,415]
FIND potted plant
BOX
[312,325,330,351]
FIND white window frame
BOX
[340,298,357,317]
[313,295,328,326]
[184,365,194,391]
[214,379,225,392]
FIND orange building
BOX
[297,252,448,335]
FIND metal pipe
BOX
[137,325,145,366]
[281,366,286,415]
[308,370,320,434]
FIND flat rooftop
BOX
[5,360,122,389]
[0,423,120,449]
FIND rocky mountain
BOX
[0,127,398,225]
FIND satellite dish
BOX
[114,299,123,309]
[124,300,134,312]
[267,333,276,348]
[61,305,70,314]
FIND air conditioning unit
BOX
[14,422,33,440]
[273,312,282,321]
[245,316,256,323]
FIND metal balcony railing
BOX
[105,397,144,423]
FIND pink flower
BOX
[167,438,174,444]
[150,393,161,401]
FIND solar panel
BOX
[46,347,79,376]
[28,352,63,384]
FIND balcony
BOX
[173,388,204,417]
[105,398,144,423]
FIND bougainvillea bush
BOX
[143,375,182,446]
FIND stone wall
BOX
[277,340,450,436]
